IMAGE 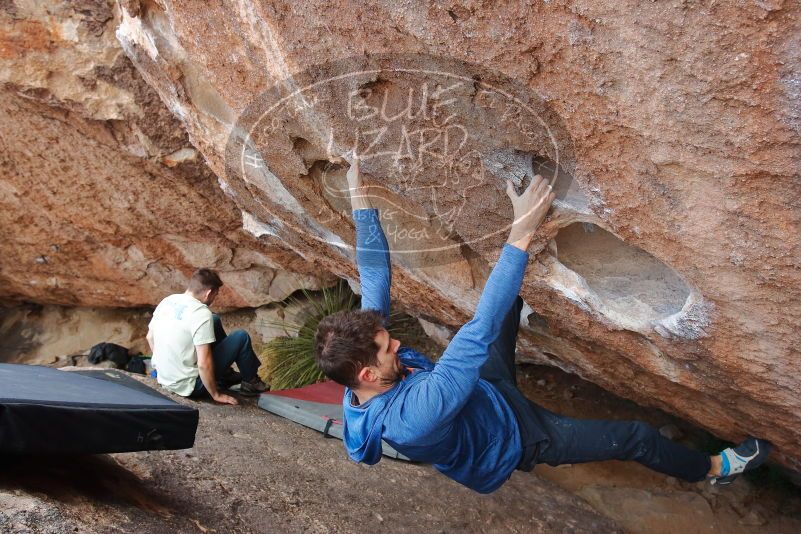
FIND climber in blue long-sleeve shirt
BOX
[314,153,771,493]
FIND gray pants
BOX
[480,297,711,482]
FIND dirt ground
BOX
[0,374,616,533]
[2,365,800,533]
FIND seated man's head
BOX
[186,268,223,306]
[315,310,402,390]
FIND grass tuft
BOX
[258,280,425,390]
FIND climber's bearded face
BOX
[370,328,403,387]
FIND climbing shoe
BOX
[239,377,269,396]
[710,437,772,486]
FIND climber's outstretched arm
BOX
[347,154,391,320]
[400,174,555,427]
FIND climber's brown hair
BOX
[315,309,386,388]
[188,268,224,294]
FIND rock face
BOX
[0,299,318,365]
[0,0,333,309]
[110,0,801,468]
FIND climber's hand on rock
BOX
[505,174,555,251]
[346,152,362,191]
[346,152,373,210]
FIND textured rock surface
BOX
[0,304,152,364]
[112,0,801,469]
[0,299,318,364]
[0,0,334,309]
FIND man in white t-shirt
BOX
[146,268,267,405]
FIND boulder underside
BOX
[2,0,800,469]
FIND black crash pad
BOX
[0,364,198,454]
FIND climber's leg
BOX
[530,402,711,482]
[210,313,227,348]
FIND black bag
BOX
[125,355,148,375]
[88,342,131,368]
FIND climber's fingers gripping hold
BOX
[507,174,555,243]
[345,151,374,211]
[345,152,362,193]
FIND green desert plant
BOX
[258,281,354,389]
[259,280,418,390]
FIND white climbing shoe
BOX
[710,437,772,486]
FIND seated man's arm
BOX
[407,175,555,427]
[347,154,391,319]
[196,343,238,405]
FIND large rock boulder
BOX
[111,0,801,469]
[0,0,334,309]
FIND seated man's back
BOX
[150,293,215,396]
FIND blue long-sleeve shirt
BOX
[342,208,527,493]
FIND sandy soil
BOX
[2,365,799,533]
[0,373,617,533]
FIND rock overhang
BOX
[33,0,801,470]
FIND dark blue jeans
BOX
[191,314,261,396]
[480,297,711,483]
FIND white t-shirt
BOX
[149,293,216,396]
